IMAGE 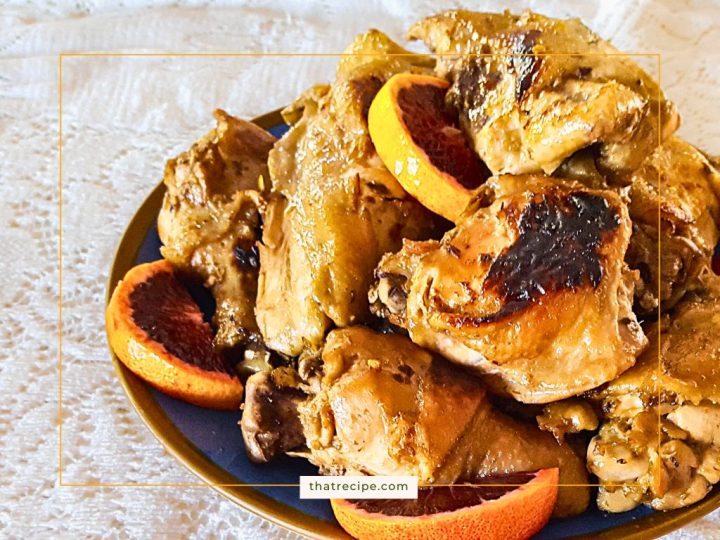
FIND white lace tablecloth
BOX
[1,0,718,537]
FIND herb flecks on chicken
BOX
[158,110,275,354]
[370,175,647,403]
[588,270,720,512]
[255,31,444,357]
[408,10,680,178]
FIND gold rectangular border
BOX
[59,51,663,488]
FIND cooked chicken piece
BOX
[407,10,679,177]
[537,399,599,442]
[617,137,720,312]
[370,175,647,403]
[241,367,306,463]
[292,327,589,517]
[256,31,443,357]
[588,270,720,512]
[158,110,275,353]
[457,134,720,316]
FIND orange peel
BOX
[331,468,559,540]
[368,73,490,222]
[106,260,243,410]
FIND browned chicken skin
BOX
[295,327,589,517]
[408,10,718,315]
[158,110,275,353]
[371,175,647,403]
[172,9,720,520]
[241,331,592,516]
[408,10,679,178]
[616,137,720,312]
[255,31,443,357]
[474,135,720,315]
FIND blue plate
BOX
[108,113,719,539]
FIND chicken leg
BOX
[295,327,589,517]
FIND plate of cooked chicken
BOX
[105,9,720,540]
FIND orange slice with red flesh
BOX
[331,468,559,540]
[106,259,243,410]
[368,73,491,222]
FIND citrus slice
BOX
[106,259,244,410]
[368,73,490,222]
[331,468,558,540]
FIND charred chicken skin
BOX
[145,8,720,522]
[371,175,647,403]
[558,137,720,313]
[407,10,679,178]
[241,327,589,517]
[408,10,718,315]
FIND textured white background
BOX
[1,0,719,538]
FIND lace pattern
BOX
[1,0,718,537]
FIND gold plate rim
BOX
[104,109,720,540]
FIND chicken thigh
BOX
[504,136,720,314]
[407,10,679,177]
[370,175,647,403]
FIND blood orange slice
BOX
[368,73,490,222]
[106,259,244,410]
[331,468,558,540]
